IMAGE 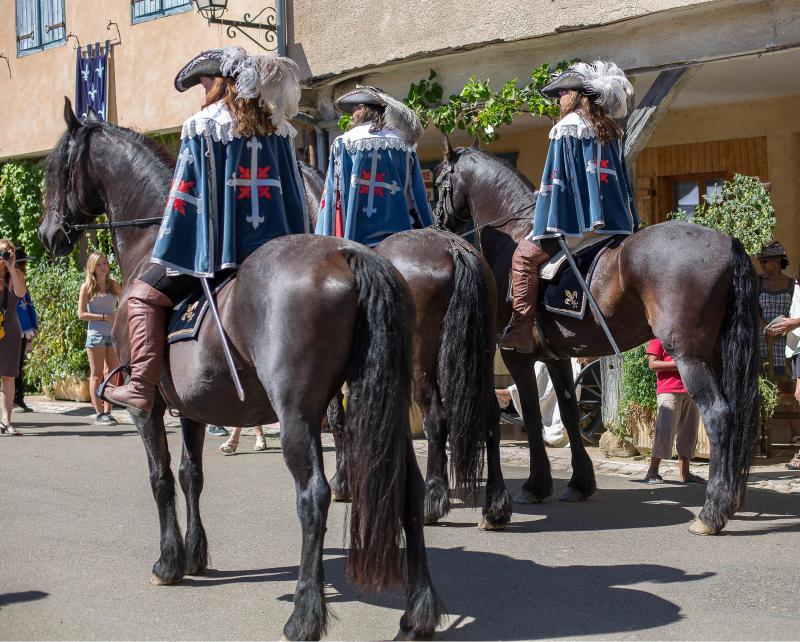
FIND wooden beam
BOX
[624,65,701,163]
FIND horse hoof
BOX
[150,573,180,586]
[478,517,507,531]
[514,489,544,504]
[394,629,434,641]
[559,486,588,502]
[688,518,718,536]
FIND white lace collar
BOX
[181,100,296,142]
[548,111,596,140]
[338,124,414,153]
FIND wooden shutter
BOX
[15,0,41,54]
[164,0,191,11]
[41,0,66,47]
[132,0,161,21]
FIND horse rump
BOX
[341,246,411,592]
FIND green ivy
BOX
[669,174,775,255]
[338,61,576,143]
[0,161,46,259]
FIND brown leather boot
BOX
[104,281,172,416]
[499,238,547,353]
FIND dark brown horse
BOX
[434,142,759,536]
[39,101,444,640]
[300,163,511,530]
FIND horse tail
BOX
[712,236,759,523]
[342,246,410,592]
[438,241,498,499]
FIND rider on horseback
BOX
[499,60,639,353]
[105,47,307,415]
[315,86,433,246]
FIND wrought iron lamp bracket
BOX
[207,7,278,52]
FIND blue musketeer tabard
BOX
[315,124,433,248]
[151,101,308,277]
[528,111,639,243]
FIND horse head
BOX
[432,136,475,234]
[40,97,107,257]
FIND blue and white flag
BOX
[75,41,109,121]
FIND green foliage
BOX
[669,174,775,255]
[620,344,657,414]
[338,61,576,143]
[758,375,779,422]
[0,161,46,259]
[25,260,89,391]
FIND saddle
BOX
[166,272,237,344]
[538,235,623,320]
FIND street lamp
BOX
[193,0,281,53]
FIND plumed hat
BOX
[335,85,423,144]
[757,240,788,260]
[174,47,301,127]
[541,60,634,119]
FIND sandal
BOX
[682,473,706,484]
[644,474,664,484]
[4,424,22,436]
[254,437,267,451]
[786,457,800,471]
[218,440,238,454]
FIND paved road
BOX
[1,409,799,640]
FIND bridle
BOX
[433,158,537,241]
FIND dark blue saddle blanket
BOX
[541,236,623,320]
[167,273,236,344]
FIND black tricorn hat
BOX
[174,49,224,92]
[14,247,30,264]
[757,240,788,259]
[540,69,589,99]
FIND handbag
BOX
[0,274,9,341]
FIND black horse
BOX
[299,163,510,530]
[434,141,759,536]
[39,100,444,640]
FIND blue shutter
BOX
[41,0,66,47]
[15,0,41,55]
[164,0,191,10]
[133,0,161,21]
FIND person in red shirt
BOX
[643,338,706,484]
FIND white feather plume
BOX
[220,46,301,127]
[572,60,634,118]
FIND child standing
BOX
[643,338,705,484]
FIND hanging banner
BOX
[75,40,110,121]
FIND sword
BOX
[201,277,245,401]
[557,236,622,357]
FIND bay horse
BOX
[434,141,759,536]
[39,100,444,641]
[300,163,510,530]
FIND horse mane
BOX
[455,147,538,200]
[45,120,176,218]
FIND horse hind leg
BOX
[279,408,331,640]
[327,391,350,502]
[480,410,513,530]
[135,396,185,585]
[178,417,208,576]
[398,439,446,640]
[546,359,596,502]
[416,379,450,525]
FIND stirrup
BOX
[96,363,132,404]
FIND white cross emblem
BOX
[350,150,401,217]
[226,137,282,230]
[160,148,200,239]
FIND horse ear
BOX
[64,97,81,133]
[442,135,456,162]
[86,106,100,123]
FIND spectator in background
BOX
[0,239,27,435]
[13,247,37,413]
[643,338,705,484]
[78,252,121,426]
[757,241,794,376]
[219,426,267,454]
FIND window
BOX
[132,0,193,24]
[671,174,726,218]
[15,0,66,57]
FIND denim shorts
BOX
[86,329,113,349]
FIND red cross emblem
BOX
[359,170,386,196]
[320,191,326,209]
[599,160,610,183]
[173,180,196,215]
[235,165,273,200]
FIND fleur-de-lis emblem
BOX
[181,302,199,322]
[565,290,579,308]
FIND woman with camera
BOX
[77,252,121,426]
[0,239,28,435]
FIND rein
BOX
[65,217,163,232]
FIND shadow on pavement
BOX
[0,591,48,610]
